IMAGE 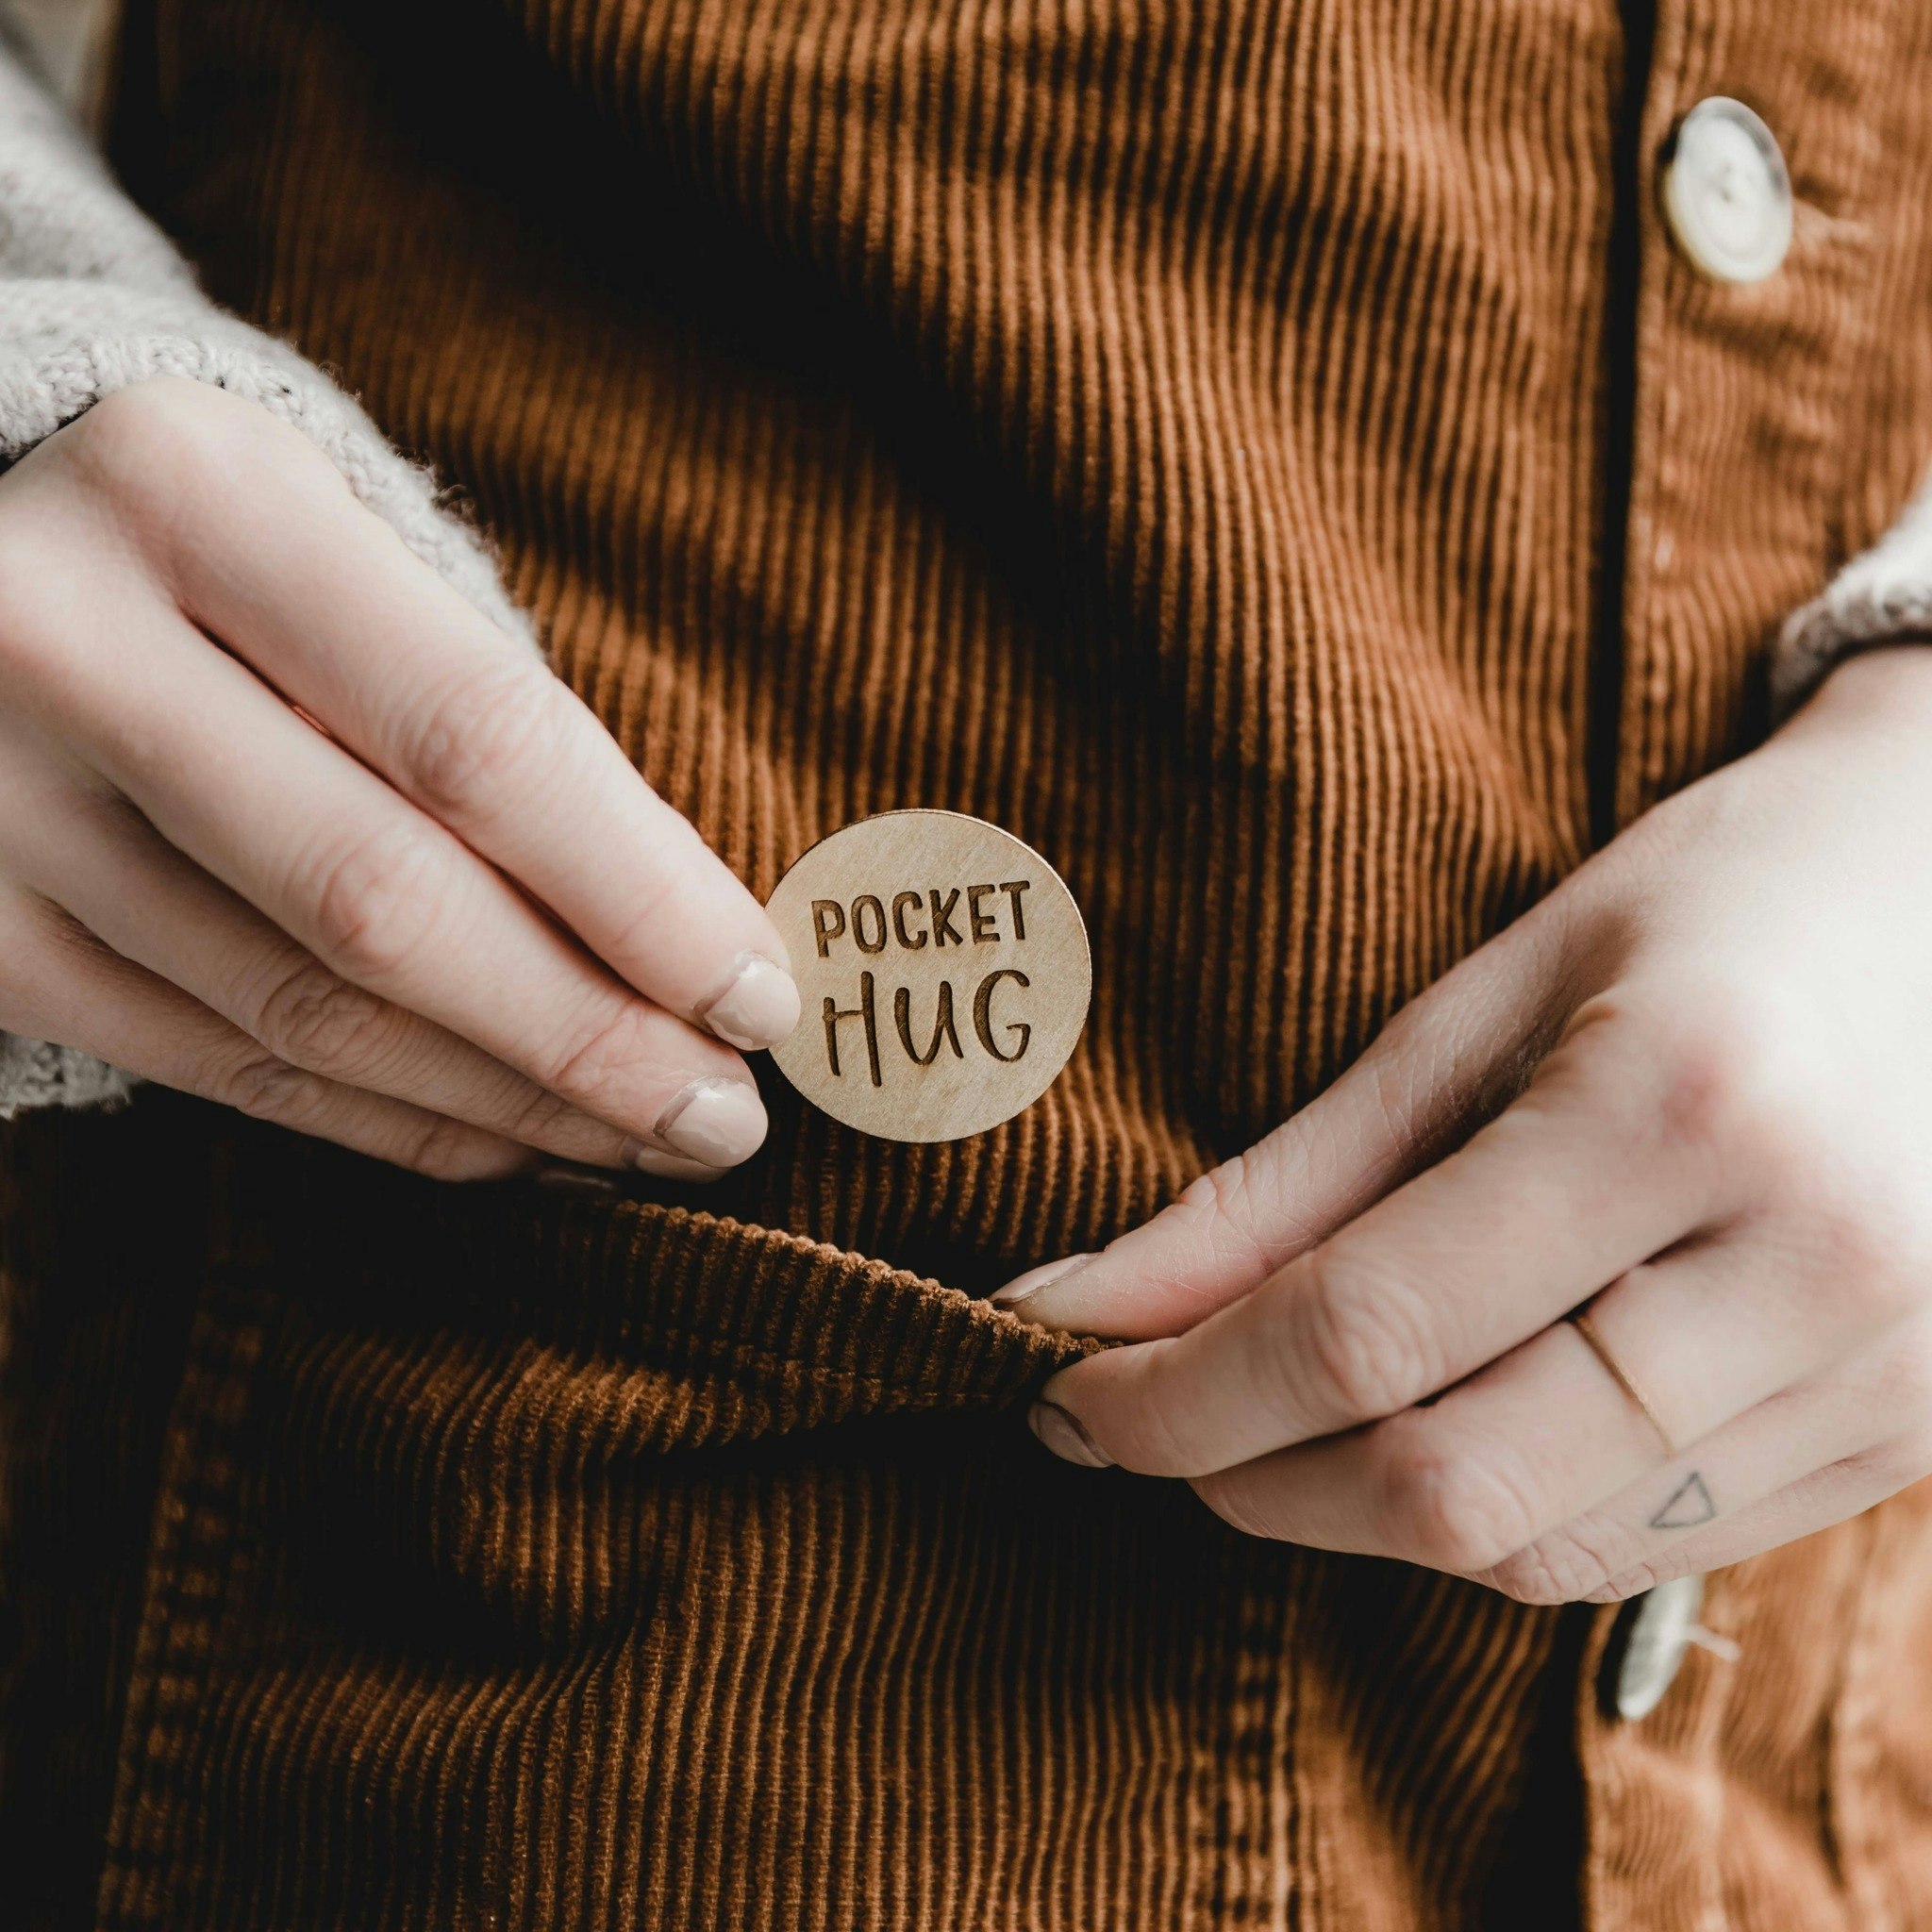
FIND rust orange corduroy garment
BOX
[8,0,1932,1925]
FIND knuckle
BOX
[70,378,215,459]
[541,999,667,1109]
[1568,981,1807,1187]
[1290,1249,1434,1424]
[1483,1526,1619,1606]
[1160,1155,1288,1278]
[214,1050,324,1126]
[1190,1149,1272,1230]
[1659,986,1805,1167]
[396,1111,497,1183]
[61,381,240,519]
[1173,1155,1251,1227]
[502,1082,581,1147]
[405,663,560,821]
[251,960,402,1079]
[1369,1419,1539,1574]
[1589,1556,1669,1605]
[1641,994,1758,1153]
[57,381,336,569]
[303,822,454,984]
[595,857,686,970]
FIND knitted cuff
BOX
[0,1036,136,1121]
[0,282,538,647]
[1774,475,1932,720]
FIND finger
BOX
[995,904,1579,1338]
[23,599,769,1168]
[0,733,712,1174]
[1479,1320,1932,1605]
[1030,993,1740,1476]
[1569,1442,1932,1605]
[1193,1371,1898,1596]
[122,398,798,1047]
[1157,1221,1918,1572]
[1166,1228,1908,1576]
[0,880,533,1180]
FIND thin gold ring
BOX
[1569,1307,1676,1457]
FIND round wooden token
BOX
[763,810,1091,1142]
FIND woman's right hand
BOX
[0,379,799,1181]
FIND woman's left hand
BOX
[999,646,1932,1605]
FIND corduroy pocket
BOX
[98,1107,1254,1932]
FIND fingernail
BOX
[696,952,801,1051]
[991,1253,1097,1311]
[652,1075,768,1166]
[622,1140,731,1184]
[1028,1400,1114,1469]
[533,1163,623,1193]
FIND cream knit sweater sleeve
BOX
[0,25,536,1120]
[1774,495,1932,715]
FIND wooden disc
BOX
[763,810,1091,1142]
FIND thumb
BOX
[992,911,1575,1340]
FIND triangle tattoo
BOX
[1650,1472,1717,1531]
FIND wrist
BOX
[1783,638,1932,739]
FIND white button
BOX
[1612,1573,1705,1720]
[1662,98,1792,283]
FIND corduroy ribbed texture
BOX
[108,0,1633,1286]
[10,0,1932,1924]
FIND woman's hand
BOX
[0,379,799,1180]
[1001,645,1932,1604]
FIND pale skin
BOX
[11,382,1931,1608]
[0,378,800,1182]
[1001,639,1932,1606]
